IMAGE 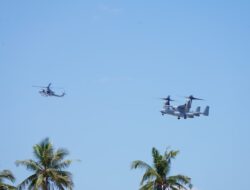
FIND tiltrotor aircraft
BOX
[160,95,209,119]
[33,83,65,97]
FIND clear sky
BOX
[1,1,250,190]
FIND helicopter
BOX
[160,95,209,119]
[33,83,65,97]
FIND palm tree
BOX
[131,147,192,190]
[16,138,73,190]
[0,170,16,190]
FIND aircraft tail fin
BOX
[196,106,200,113]
[203,106,209,116]
[194,106,201,116]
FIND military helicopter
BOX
[160,95,209,119]
[33,83,65,97]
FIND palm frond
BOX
[33,144,42,161]
[167,175,192,190]
[169,183,188,190]
[52,160,72,170]
[27,177,37,190]
[15,160,41,172]
[139,181,154,190]
[17,174,37,190]
[168,186,179,190]
[49,181,64,190]
[53,149,69,162]
[168,175,191,186]
[164,150,179,163]
[0,170,15,183]
[152,148,161,167]
[140,168,160,185]
[0,184,17,190]
[48,170,73,190]
[131,160,152,170]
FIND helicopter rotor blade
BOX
[33,85,63,89]
[160,98,175,101]
[185,95,204,100]
[160,95,174,101]
[194,98,203,100]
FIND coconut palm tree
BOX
[131,147,192,190]
[16,138,73,190]
[0,170,16,190]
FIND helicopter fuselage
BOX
[161,107,194,119]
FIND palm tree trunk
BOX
[44,177,49,190]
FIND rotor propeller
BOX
[185,95,204,101]
[32,83,64,89]
[160,95,174,102]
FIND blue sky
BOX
[1,1,250,190]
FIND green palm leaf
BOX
[0,170,15,183]
[131,147,192,190]
[16,138,74,190]
[15,160,42,172]
[17,174,37,190]
[139,181,154,190]
[0,170,16,190]
[131,160,152,170]
[140,168,160,185]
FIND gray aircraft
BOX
[160,95,209,119]
[33,83,65,97]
